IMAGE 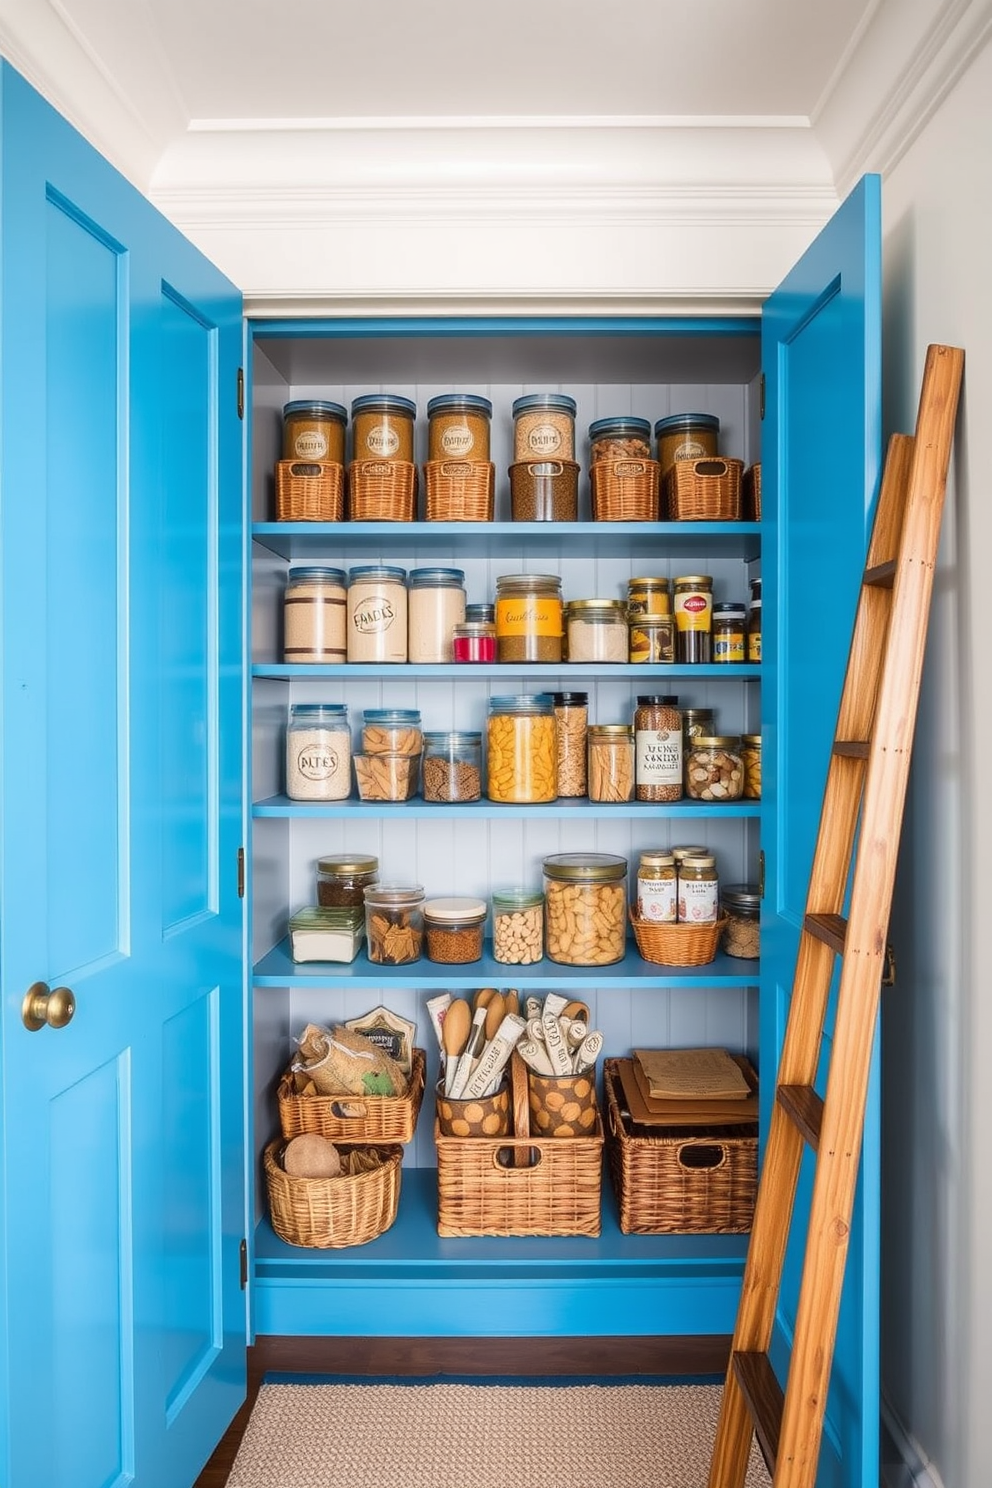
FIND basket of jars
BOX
[508,460,580,521]
[629,910,728,967]
[274,460,345,522]
[589,458,661,521]
[423,460,495,521]
[664,456,743,521]
[264,1138,403,1248]
[277,1047,427,1146]
[347,460,418,521]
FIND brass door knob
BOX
[21,981,76,1031]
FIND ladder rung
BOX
[863,558,896,588]
[804,911,848,954]
[777,1083,823,1149]
[832,740,869,759]
[732,1350,783,1475]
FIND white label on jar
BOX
[679,877,719,923]
[440,424,473,457]
[352,592,396,635]
[527,422,563,456]
[638,878,677,922]
[366,423,399,457]
[293,429,328,460]
[674,437,707,460]
[296,743,340,782]
[635,729,682,786]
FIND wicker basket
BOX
[274,460,345,522]
[744,462,762,520]
[348,460,418,521]
[277,1047,426,1145]
[604,1059,757,1233]
[423,460,495,521]
[590,457,660,521]
[665,456,743,521]
[264,1141,402,1248]
[630,911,727,967]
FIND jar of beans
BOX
[350,394,416,464]
[317,854,379,908]
[286,703,352,801]
[427,394,492,462]
[550,691,588,798]
[282,400,347,464]
[423,896,487,964]
[407,566,466,663]
[494,574,563,663]
[512,394,577,462]
[283,566,347,663]
[686,736,744,801]
[492,888,545,965]
[542,852,628,966]
[588,416,652,463]
[486,694,557,803]
[421,731,483,802]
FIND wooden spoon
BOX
[484,992,506,1042]
[442,998,471,1095]
[473,987,498,1011]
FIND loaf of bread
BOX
[293,1022,408,1098]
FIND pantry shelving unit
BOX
[247,317,764,1338]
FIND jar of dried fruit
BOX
[741,733,762,799]
[588,415,652,464]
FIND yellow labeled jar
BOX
[486,694,557,803]
[674,575,713,664]
[627,576,671,616]
[495,574,563,663]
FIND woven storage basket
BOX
[264,1141,402,1248]
[744,462,762,520]
[665,456,743,521]
[348,460,418,521]
[423,460,495,521]
[277,1047,426,1145]
[604,1059,757,1233]
[590,457,660,521]
[274,460,345,522]
[630,911,727,967]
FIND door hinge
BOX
[237,847,245,899]
[239,1238,248,1290]
[882,943,897,987]
[759,372,766,420]
[759,849,765,898]
[236,367,245,420]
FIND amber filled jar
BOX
[427,394,492,462]
[741,733,762,799]
[636,850,677,923]
[551,691,588,798]
[486,694,557,803]
[512,394,577,462]
[542,852,628,966]
[674,575,713,664]
[282,400,347,464]
[678,854,719,923]
[350,394,416,464]
[628,613,675,664]
[686,736,744,801]
[748,577,762,663]
[634,694,683,802]
[283,566,347,663]
[421,731,483,802]
[495,574,563,663]
[655,413,720,480]
[627,576,671,616]
[587,724,635,803]
[712,602,747,664]
[317,854,379,908]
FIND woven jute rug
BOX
[226,1376,772,1487]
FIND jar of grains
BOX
[423,896,487,964]
[350,394,416,464]
[542,852,628,967]
[654,413,720,481]
[741,733,762,799]
[721,883,761,958]
[587,724,635,803]
[421,731,483,802]
[316,853,379,908]
[452,620,496,662]
[346,565,408,663]
[283,566,347,663]
[678,854,719,923]
[712,602,747,664]
[407,566,466,662]
[282,400,347,464]
[512,394,577,462]
[492,888,545,965]
[363,884,425,965]
[494,574,563,663]
[487,694,557,803]
[636,850,677,923]
[628,613,675,664]
[634,694,683,802]
[686,736,744,801]
[286,703,352,801]
[361,708,422,757]
[566,600,628,663]
[427,394,492,462]
[627,576,671,616]
[674,575,713,664]
[588,415,652,463]
[550,691,588,798]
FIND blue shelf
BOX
[252,792,760,820]
[253,937,758,989]
[253,662,762,681]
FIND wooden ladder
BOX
[707,343,965,1488]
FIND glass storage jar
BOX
[721,883,761,958]
[654,412,720,480]
[588,415,652,463]
[350,394,416,464]
[628,613,675,664]
[465,602,494,625]
[741,733,762,799]
[361,708,422,756]
[634,694,683,802]
[283,565,347,663]
[566,600,628,663]
[748,578,762,663]
[363,883,425,964]
[407,566,466,662]
[673,575,714,664]
[627,576,671,616]
[550,691,588,798]
[427,394,492,462]
[636,850,677,923]
[492,888,545,965]
[494,574,563,663]
[346,565,408,663]
[285,703,352,801]
[452,620,496,662]
[685,735,744,801]
[486,694,557,803]
[682,709,715,783]
[421,731,483,802]
[316,853,379,908]
[423,896,487,964]
[542,852,628,966]
[712,602,747,664]
[678,854,720,923]
[587,724,635,803]
[512,393,577,462]
[282,400,347,463]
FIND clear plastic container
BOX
[407,567,466,663]
[282,400,347,463]
[586,724,634,803]
[495,574,563,663]
[636,850,677,923]
[491,888,545,964]
[361,707,422,756]
[588,416,652,463]
[353,752,421,801]
[721,883,761,958]
[363,884,425,964]
[685,736,744,801]
[285,703,351,801]
[486,694,557,803]
[452,620,496,662]
[550,691,588,798]
[350,394,416,463]
[283,566,347,663]
[426,394,492,462]
[421,731,483,802]
[542,852,628,966]
[423,896,487,964]
[654,413,720,479]
[741,733,762,799]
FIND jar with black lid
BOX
[673,575,713,663]
[748,577,762,663]
[712,602,747,664]
[550,691,588,798]
[317,854,379,908]
[634,694,683,802]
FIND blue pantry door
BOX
[0,64,246,1488]
[761,174,882,1485]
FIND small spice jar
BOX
[494,574,563,663]
[566,600,628,663]
[486,694,557,803]
[283,566,347,663]
[512,394,577,462]
[466,602,494,625]
[316,853,379,908]
[421,731,483,802]
[674,575,714,664]
[492,888,545,965]
[686,735,744,801]
[452,620,496,662]
[542,852,628,966]
[550,691,588,798]
[286,703,352,801]
[282,400,347,464]
[423,896,487,964]
[741,733,762,799]
[712,602,747,664]
[721,883,761,958]
[350,394,416,464]
[678,854,720,923]
[628,613,675,664]
[627,576,671,616]
[636,850,677,923]
[588,415,652,463]
[654,413,720,480]
[634,694,683,802]
[748,578,762,663]
[346,565,408,663]
[361,708,422,757]
[587,724,635,803]
[363,884,425,964]
[427,394,492,462]
[407,566,466,663]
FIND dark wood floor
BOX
[193,1334,732,1488]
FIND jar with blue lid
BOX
[282,400,347,463]
[589,416,652,464]
[283,565,347,663]
[361,708,423,757]
[512,393,577,462]
[407,566,467,662]
[346,564,408,663]
[351,394,417,463]
[286,703,352,801]
[654,413,720,478]
[427,394,492,463]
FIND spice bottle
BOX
[741,733,762,799]
[674,575,713,663]
[282,400,347,464]
[427,394,492,462]
[316,854,379,908]
[678,853,719,923]
[587,724,635,803]
[712,602,747,664]
[550,691,588,798]
[286,703,352,801]
[407,566,466,663]
[283,566,347,663]
[634,695,683,802]
[486,694,557,803]
[350,394,416,464]
[346,565,408,663]
[494,574,563,663]
[636,850,677,923]
[512,394,577,462]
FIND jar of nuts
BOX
[363,884,425,964]
[721,883,760,958]
[686,736,744,802]
[588,415,652,463]
[423,896,487,964]
[492,888,545,965]
[741,733,762,799]
[542,852,628,966]
[486,694,557,803]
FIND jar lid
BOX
[682,708,714,720]
[492,886,544,909]
[639,851,675,867]
[694,735,741,748]
[423,730,482,747]
[350,393,417,418]
[283,399,347,422]
[426,394,493,418]
[629,576,670,588]
[549,691,589,706]
[495,573,562,591]
[289,703,348,720]
[681,854,716,868]
[289,905,365,931]
[587,724,633,736]
[542,852,628,882]
[741,733,762,745]
[512,393,578,417]
[654,413,721,436]
[588,416,652,440]
[453,621,495,636]
[363,883,424,904]
[362,708,422,725]
[488,694,555,715]
[422,895,487,921]
[722,884,761,911]
[465,602,495,623]
[627,613,672,627]
[750,576,762,595]
[408,566,466,587]
[672,844,709,859]
[674,574,713,586]
[713,603,746,618]
[568,598,627,615]
[637,694,679,706]
[317,853,379,876]
[348,564,407,582]
[287,566,347,585]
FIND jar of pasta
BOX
[427,394,492,462]
[486,694,557,803]
[542,852,628,966]
[283,566,347,663]
[282,400,347,464]
[495,574,563,663]
[350,394,416,464]
[407,566,466,663]
[550,691,588,798]
[587,724,634,803]
[361,708,422,756]
[566,599,628,663]
[346,565,408,663]
[512,394,577,462]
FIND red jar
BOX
[452,620,496,662]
